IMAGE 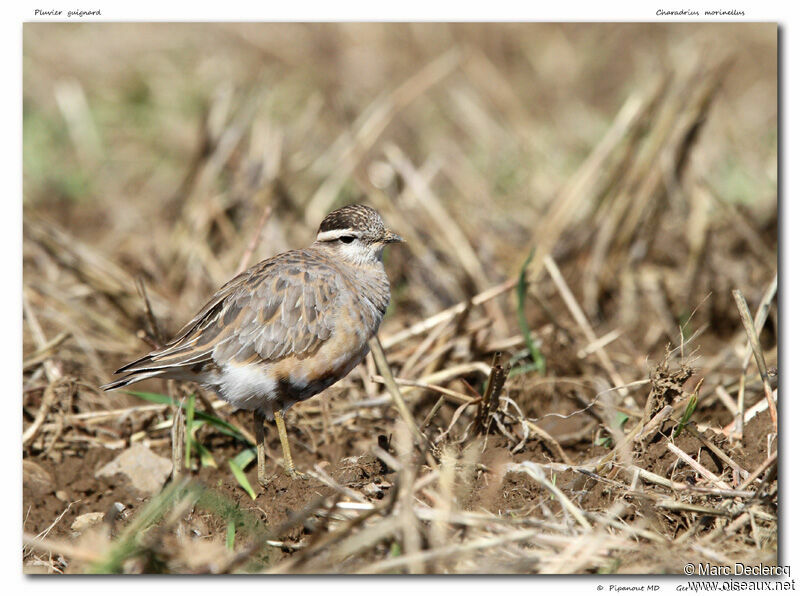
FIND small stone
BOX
[95,443,172,496]
[108,502,126,520]
[71,512,105,533]
[362,482,385,499]
[55,490,69,502]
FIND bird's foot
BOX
[284,465,308,481]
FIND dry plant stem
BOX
[134,277,165,345]
[22,331,71,371]
[356,528,544,574]
[384,143,509,337]
[434,400,473,443]
[524,420,574,465]
[512,462,592,530]
[583,511,666,544]
[596,380,677,472]
[683,423,749,482]
[380,277,516,350]
[430,447,456,563]
[26,217,170,322]
[475,353,506,434]
[543,504,626,574]
[525,80,659,283]
[326,516,402,567]
[656,500,730,517]
[269,495,391,574]
[171,396,185,481]
[399,319,449,378]
[756,462,778,501]
[636,405,673,442]
[23,382,57,447]
[357,363,494,410]
[397,426,423,573]
[23,533,103,565]
[577,328,622,358]
[732,289,777,432]
[22,290,61,384]
[67,404,170,421]
[368,336,426,446]
[371,375,477,405]
[543,254,630,402]
[693,506,754,547]
[235,204,273,275]
[371,445,403,472]
[42,381,73,456]
[666,442,731,490]
[749,510,762,550]
[421,395,446,429]
[25,499,77,558]
[723,388,778,436]
[306,466,369,504]
[254,410,267,486]
[626,466,754,498]
[740,274,778,366]
[738,451,777,491]
[703,181,775,262]
[304,49,460,226]
[714,385,739,416]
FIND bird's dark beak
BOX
[383,230,404,244]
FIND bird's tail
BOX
[100,370,163,391]
[101,347,209,392]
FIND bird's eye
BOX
[339,236,355,244]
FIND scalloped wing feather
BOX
[115,250,340,376]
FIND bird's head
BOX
[314,204,403,265]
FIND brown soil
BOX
[24,395,776,571]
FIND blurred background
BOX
[23,22,777,364]
[22,23,778,573]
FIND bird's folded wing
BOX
[122,254,340,373]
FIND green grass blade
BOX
[129,391,250,443]
[194,440,218,468]
[674,393,698,438]
[228,459,257,500]
[508,362,542,379]
[515,248,545,374]
[232,447,257,470]
[184,394,195,469]
[88,479,203,573]
[226,520,236,551]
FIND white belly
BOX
[213,363,278,411]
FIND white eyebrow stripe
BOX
[316,229,359,242]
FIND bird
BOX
[102,204,403,485]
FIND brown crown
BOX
[317,204,385,236]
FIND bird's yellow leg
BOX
[253,410,268,487]
[273,409,299,478]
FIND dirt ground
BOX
[23,388,777,574]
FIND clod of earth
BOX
[23,460,54,499]
[71,512,105,534]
